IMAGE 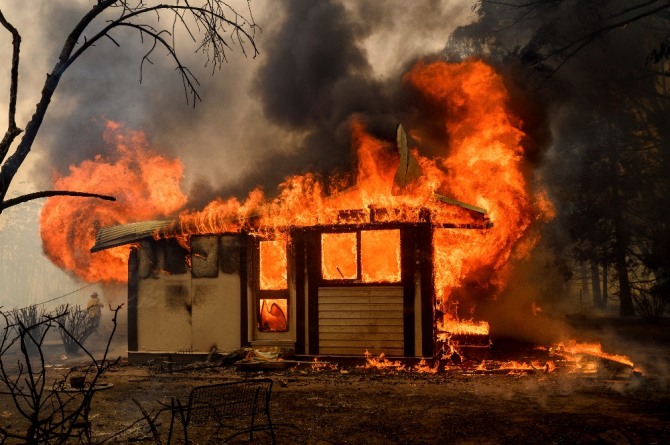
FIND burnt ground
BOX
[1,318,670,444]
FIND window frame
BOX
[256,237,289,333]
[320,228,401,285]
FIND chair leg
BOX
[265,409,276,445]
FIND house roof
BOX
[90,196,490,253]
[90,220,172,252]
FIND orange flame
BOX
[40,121,187,282]
[259,239,288,290]
[359,350,407,372]
[259,299,288,332]
[41,59,551,340]
[403,60,540,333]
[554,340,634,368]
[165,59,547,334]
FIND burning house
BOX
[91,124,494,362]
[33,59,544,363]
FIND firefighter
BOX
[86,292,104,331]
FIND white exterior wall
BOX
[136,276,193,352]
[134,236,243,354]
[192,274,241,352]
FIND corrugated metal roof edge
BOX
[90,220,173,253]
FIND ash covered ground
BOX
[1,318,669,444]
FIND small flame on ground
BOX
[552,340,635,368]
[311,357,339,371]
[359,351,407,372]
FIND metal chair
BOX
[168,379,275,444]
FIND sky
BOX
[0,0,476,310]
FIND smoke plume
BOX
[2,1,471,210]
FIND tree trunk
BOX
[601,257,608,309]
[580,260,590,303]
[590,259,601,309]
[611,182,634,316]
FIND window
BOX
[259,240,287,290]
[258,240,288,332]
[321,229,401,283]
[361,230,401,283]
[321,232,357,280]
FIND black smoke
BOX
[446,1,670,335]
[22,1,467,210]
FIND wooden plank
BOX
[319,346,405,355]
[319,325,403,333]
[318,311,404,319]
[316,284,405,356]
[319,325,402,335]
[128,247,139,352]
[320,332,404,341]
[319,339,404,347]
[401,227,415,357]
[318,303,404,312]
[318,318,404,326]
[317,295,404,305]
[307,233,320,355]
[418,224,434,357]
[318,287,403,298]
[293,233,306,354]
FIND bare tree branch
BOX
[477,0,670,75]
[0,10,23,165]
[0,1,258,215]
[1,190,116,211]
[0,1,119,210]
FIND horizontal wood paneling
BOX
[319,310,403,319]
[319,324,402,333]
[319,287,404,298]
[319,346,405,355]
[319,318,403,326]
[318,286,404,355]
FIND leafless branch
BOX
[0,304,124,443]
[479,0,670,75]
[0,190,116,211]
[63,3,259,106]
[0,1,259,211]
[0,10,23,164]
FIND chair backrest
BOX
[185,379,273,426]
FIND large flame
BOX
[403,60,542,332]
[41,59,550,338]
[168,59,548,333]
[40,121,187,282]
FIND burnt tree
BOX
[0,1,258,214]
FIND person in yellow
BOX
[86,292,104,331]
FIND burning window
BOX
[321,232,357,280]
[259,240,287,290]
[361,230,401,282]
[321,229,401,283]
[258,240,288,332]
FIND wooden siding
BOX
[318,286,404,355]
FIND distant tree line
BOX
[449,0,670,318]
